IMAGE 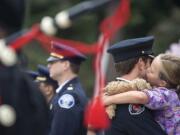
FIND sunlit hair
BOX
[158,54,180,97]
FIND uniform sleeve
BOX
[49,93,83,135]
[143,87,171,110]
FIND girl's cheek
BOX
[146,74,153,82]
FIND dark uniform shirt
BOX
[105,78,167,135]
[49,77,88,135]
[105,104,167,135]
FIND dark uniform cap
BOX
[26,70,39,80]
[107,36,154,63]
[26,65,56,83]
[47,41,87,65]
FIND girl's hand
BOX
[102,93,112,106]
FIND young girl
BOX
[103,53,180,135]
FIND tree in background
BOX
[23,0,180,96]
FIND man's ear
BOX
[63,60,70,70]
[137,58,145,71]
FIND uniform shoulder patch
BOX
[128,104,145,115]
[58,94,75,109]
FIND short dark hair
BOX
[114,56,152,75]
[114,57,139,75]
[70,62,80,74]
[44,80,58,91]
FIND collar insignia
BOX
[67,84,73,90]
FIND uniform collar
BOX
[116,77,131,83]
[56,80,70,93]
[56,77,79,93]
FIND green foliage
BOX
[23,0,180,96]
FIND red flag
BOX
[84,96,110,129]
[84,0,130,130]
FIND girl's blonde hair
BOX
[158,54,180,97]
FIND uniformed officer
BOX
[47,41,88,135]
[105,36,167,135]
[27,70,39,80]
[27,65,58,104]
[37,65,58,104]
[0,51,49,135]
[0,0,49,134]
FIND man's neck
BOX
[121,68,140,81]
[58,73,77,85]
[121,74,137,81]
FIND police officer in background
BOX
[27,65,58,104]
[27,70,39,80]
[105,36,166,135]
[47,41,88,135]
[37,65,58,104]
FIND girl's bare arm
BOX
[103,91,149,106]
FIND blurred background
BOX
[2,0,180,97]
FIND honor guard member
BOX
[105,36,167,135]
[0,49,49,135]
[26,65,58,104]
[37,65,58,104]
[47,41,88,135]
[27,70,39,80]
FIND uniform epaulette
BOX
[67,84,74,91]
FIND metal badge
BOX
[67,84,74,90]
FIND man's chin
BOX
[50,74,56,81]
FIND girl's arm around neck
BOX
[103,91,149,105]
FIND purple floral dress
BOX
[143,87,180,135]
